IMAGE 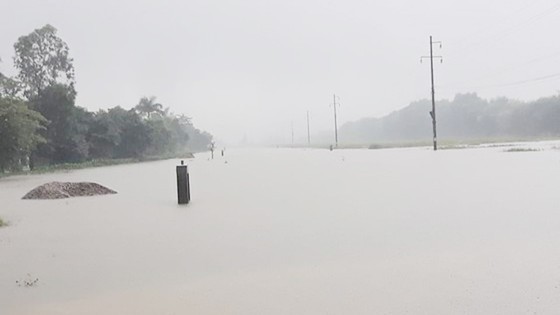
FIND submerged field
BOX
[1,142,560,314]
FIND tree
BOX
[183,123,213,152]
[165,114,190,152]
[87,109,121,159]
[145,118,172,155]
[0,97,46,172]
[31,84,86,164]
[0,75,22,99]
[0,58,21,98]
[12,25,81,165]
[134,96,163,119]
[100,106,153,158]
[13,24,75,100]
[5,25,214,168]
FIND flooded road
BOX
[1,145,560,314]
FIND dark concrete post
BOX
[209,141,215,160]
[177,160,190,204]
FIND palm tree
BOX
[134,96,163,119]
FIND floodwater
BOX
[1,143,560,314]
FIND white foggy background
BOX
[1,0,560,145]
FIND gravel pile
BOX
[22,182,117,200]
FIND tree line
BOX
[0,25,212,173]
[339,92,560,145]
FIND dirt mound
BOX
[22,182,117,200]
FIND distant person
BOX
[209,141,215,159]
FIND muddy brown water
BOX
[1,146,560,314]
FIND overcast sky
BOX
[2,0,560,145]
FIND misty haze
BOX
[2,1,560,314]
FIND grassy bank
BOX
[504,148,541,152]
[267,137,560,151]
[368,137,560,150]
[0,152,196,179]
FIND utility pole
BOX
[291,121,294,146]
[306,110,311,146]
[421,36,443,151]
[332,94,339,147]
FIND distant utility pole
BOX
[306,111,311,146]
[331,94,340,147]
[291,121,294,146]
[421,35,443,151]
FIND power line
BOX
[492,72,560,87]
[478,4,560,44]
[449,0,545,47]
[447,50,560,88]
[445,72,560,91]
[449,2,560,55]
